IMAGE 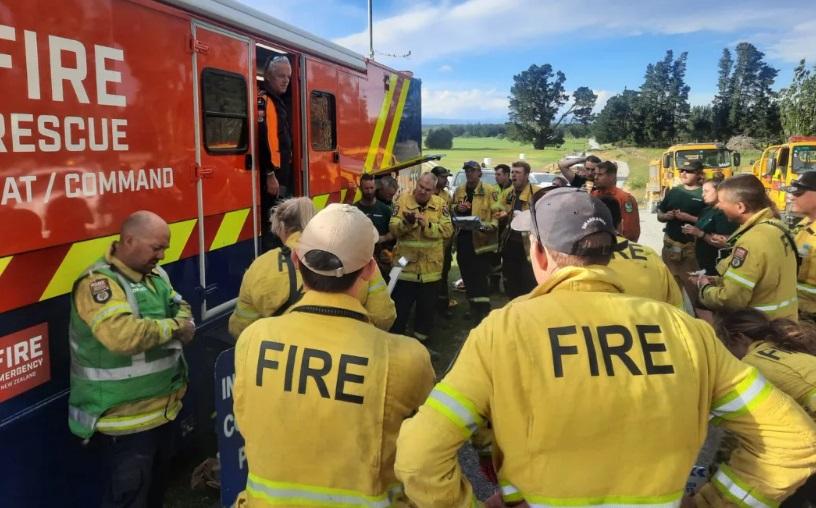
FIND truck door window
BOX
[793,146,816,173]
[310,91,336,151]
[778,148,790,176]
[202,68,249,153]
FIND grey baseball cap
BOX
[511,187,617,255]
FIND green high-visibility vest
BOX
[68,259,187,439]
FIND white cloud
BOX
[592,90,612,113]
[422,88,508,119]
[438,64,454,73]
[766,20,816,63]
[334,0,801,66]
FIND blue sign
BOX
[214,348,246,508]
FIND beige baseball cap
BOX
[296,203,378,277]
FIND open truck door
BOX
[191,22,258,320]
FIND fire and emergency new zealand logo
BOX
[90,279,112,304]
[0,323,51,403]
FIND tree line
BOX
[425,43,816,151]
[591,43,816,146]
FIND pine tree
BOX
[592,89,641,144]
[712,48,733,140]
[634,51,691,146]
[780,60,816,137]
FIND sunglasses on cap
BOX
[790,187,814,197]
[528,186,566,248]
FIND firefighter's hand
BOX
[675,211,696,222]
[266,172,280,197]
[708,234,728,248]
[416,214,427,227]
[175,319,196,345]
[404,211,417,225]
[658,210,676,222]
[494,210,508,221]
[690,274,715,289]
[680,494,696,508]
[457,201,472,214]
[681,224,703,238]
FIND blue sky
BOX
[238,0,815,121]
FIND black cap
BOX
[682,160,704,172]
[463,160,481,171]
[431,166,451,177]
[511,187,617,255]
[786,172,816,194]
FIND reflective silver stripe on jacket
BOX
[71,349,182,381]
[246,474,401,507]
[527,501,680,508]
[752,298,796,313]
[71,262,181,381]
[69,405,100,432]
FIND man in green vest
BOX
[68,210,195,507]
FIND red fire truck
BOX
[0,0,423,504]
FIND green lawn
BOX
[431,137,763,202]
[428,136,591,172]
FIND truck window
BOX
[310,91,336,151]
[778,147,790,175]
[793,146,816,173]
[201,68,248,153]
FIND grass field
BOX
[432,136,763,201]
[429,136,591,172]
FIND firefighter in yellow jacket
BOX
[229,198,396,337]
[234,204,435,507]
[395,188,816,508]
[431,166,456,314]
[715,309,816,505]
[599,195,684,309]
[453,161,499,324]
[69,211,196,507]
[787,173,816,321]
[389,172,454,340]
[695,175,799,320]
[494,160,540,298]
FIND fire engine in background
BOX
[646,142,740,211]
[0,0,425,504]
[752,136,816,215]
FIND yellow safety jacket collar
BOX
[527,265,625,299]
[728,208,776,242]
[286,290,371,321]
[106,244,148,283]
[402,193,440,212]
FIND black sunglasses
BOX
[528,186,571,247]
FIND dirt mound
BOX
[726,135,760,151]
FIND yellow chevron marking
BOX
[210,208,251,251]
[312,194,330,210]
[364,74,398,172]
[0,256,12,279]
[353,188,362,203]
[340,188,348,203]
[40,235,119,301]
[163,219,198,263]
[381,78,411,169]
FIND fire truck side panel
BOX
[0,1,198,258]
[306,58,343,198]
[191,23,256,312]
